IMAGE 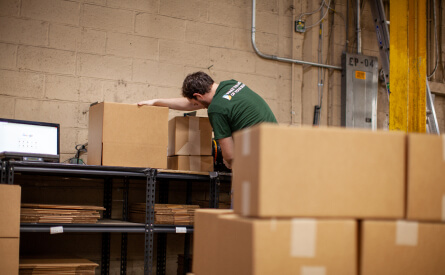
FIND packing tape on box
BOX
[301,266,326,275]
[270,218,277,232]
[177,117,201,155]
[242,127,251,156]
[242,181,251,216]
[442,195,445,222]
[190,156,201,172]
[395,220,418,246]
[290,218,317,258]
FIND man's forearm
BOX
[139,98,202,111]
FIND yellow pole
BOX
[389,0,426,132]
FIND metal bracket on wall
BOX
[209,172,220,209]
[144,168,157,275]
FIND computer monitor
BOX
[0,118,60,162]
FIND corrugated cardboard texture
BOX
[232,124,405,219]
[407,133,445,221]
[216,216,357,275]
[88,102,168,168]
[0,237,19,274]
[0,184,21,237]
[361,220,445,275]
[167,156,214,172]
[192,209,233,275]
[168,117,212,156]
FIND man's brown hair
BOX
[182,71,214,99]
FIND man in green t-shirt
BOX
[138,71,277,169]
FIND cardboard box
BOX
[216,215,357,275]
[167,156,214,172]
[0,238,19,274]
[0,184,21,238]
[192,209,233,275]
[232,124,405,219]
[88,102,168,168]
[406,133,445,221]
[168,117,212,156]
[361,220,445,275]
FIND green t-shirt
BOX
[208,80,277,140]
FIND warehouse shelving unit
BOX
[0,160,231,275]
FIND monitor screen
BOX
[0,118,59,157]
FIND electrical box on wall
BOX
[341,53,379,130]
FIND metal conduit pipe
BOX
[251,0,342,70]
[356,0,362,53]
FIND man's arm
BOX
[218,136,234,169]
[137,98,203,111]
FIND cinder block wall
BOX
[1,0,443,163]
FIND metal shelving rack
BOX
[0,160,231,275]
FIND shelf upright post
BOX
[144,168,157,275]
[156,179,168,275]
[209,172,220,209]
[1,161,7,183]
[101,177,113,275]
[120,177,130,275]
[7,162,14,185]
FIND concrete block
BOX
[0,69,44,98]
[156,85,182,99]
[278,0,294,16]
[210,48,256,74]
[0,17,49,46]
[208,2,250,29]
[135,13,186,41]
[79,77,103,103]
[79,29,106,54]
[160,40,209,67]
[292,36,304,59]
[255,32,278,55]
[233,72,276,100]
[255,57,278,78]
[330,84,342,106]
[277,62,292,80]
[49,24,81,51]
[81,4,133,33]
[84,0,106,4]
[186,22,232,48]
[361,30,379,52]
[22,0,80,25]
[256,11,279,34]
[0,43,17,69]
[14,99,79,127]
[329,104,342,126]
[133,59,184,87]
[232,28,253,52]
[103,80,156,104]
[333,24,346,46]
[77,53,132,81]
[18,46,76,74]
[257,0,279,13]
[0,96,15,117]
[78,102,91,128]
[60,127,78,154]
[291,80,303,125]
[279,15,293,38]
[45,74,79,101]
[331,70,342,87]
[278,35,291,58]
[106,32,158,60]
[0,0,19,16]
[208,70,235,84]
[107,0,158,12]
[160,0,208,21]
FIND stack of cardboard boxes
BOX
[167,116,214,172]
[192,124,445,275]
[0,184,21,274]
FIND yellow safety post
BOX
[389,0,426,132]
